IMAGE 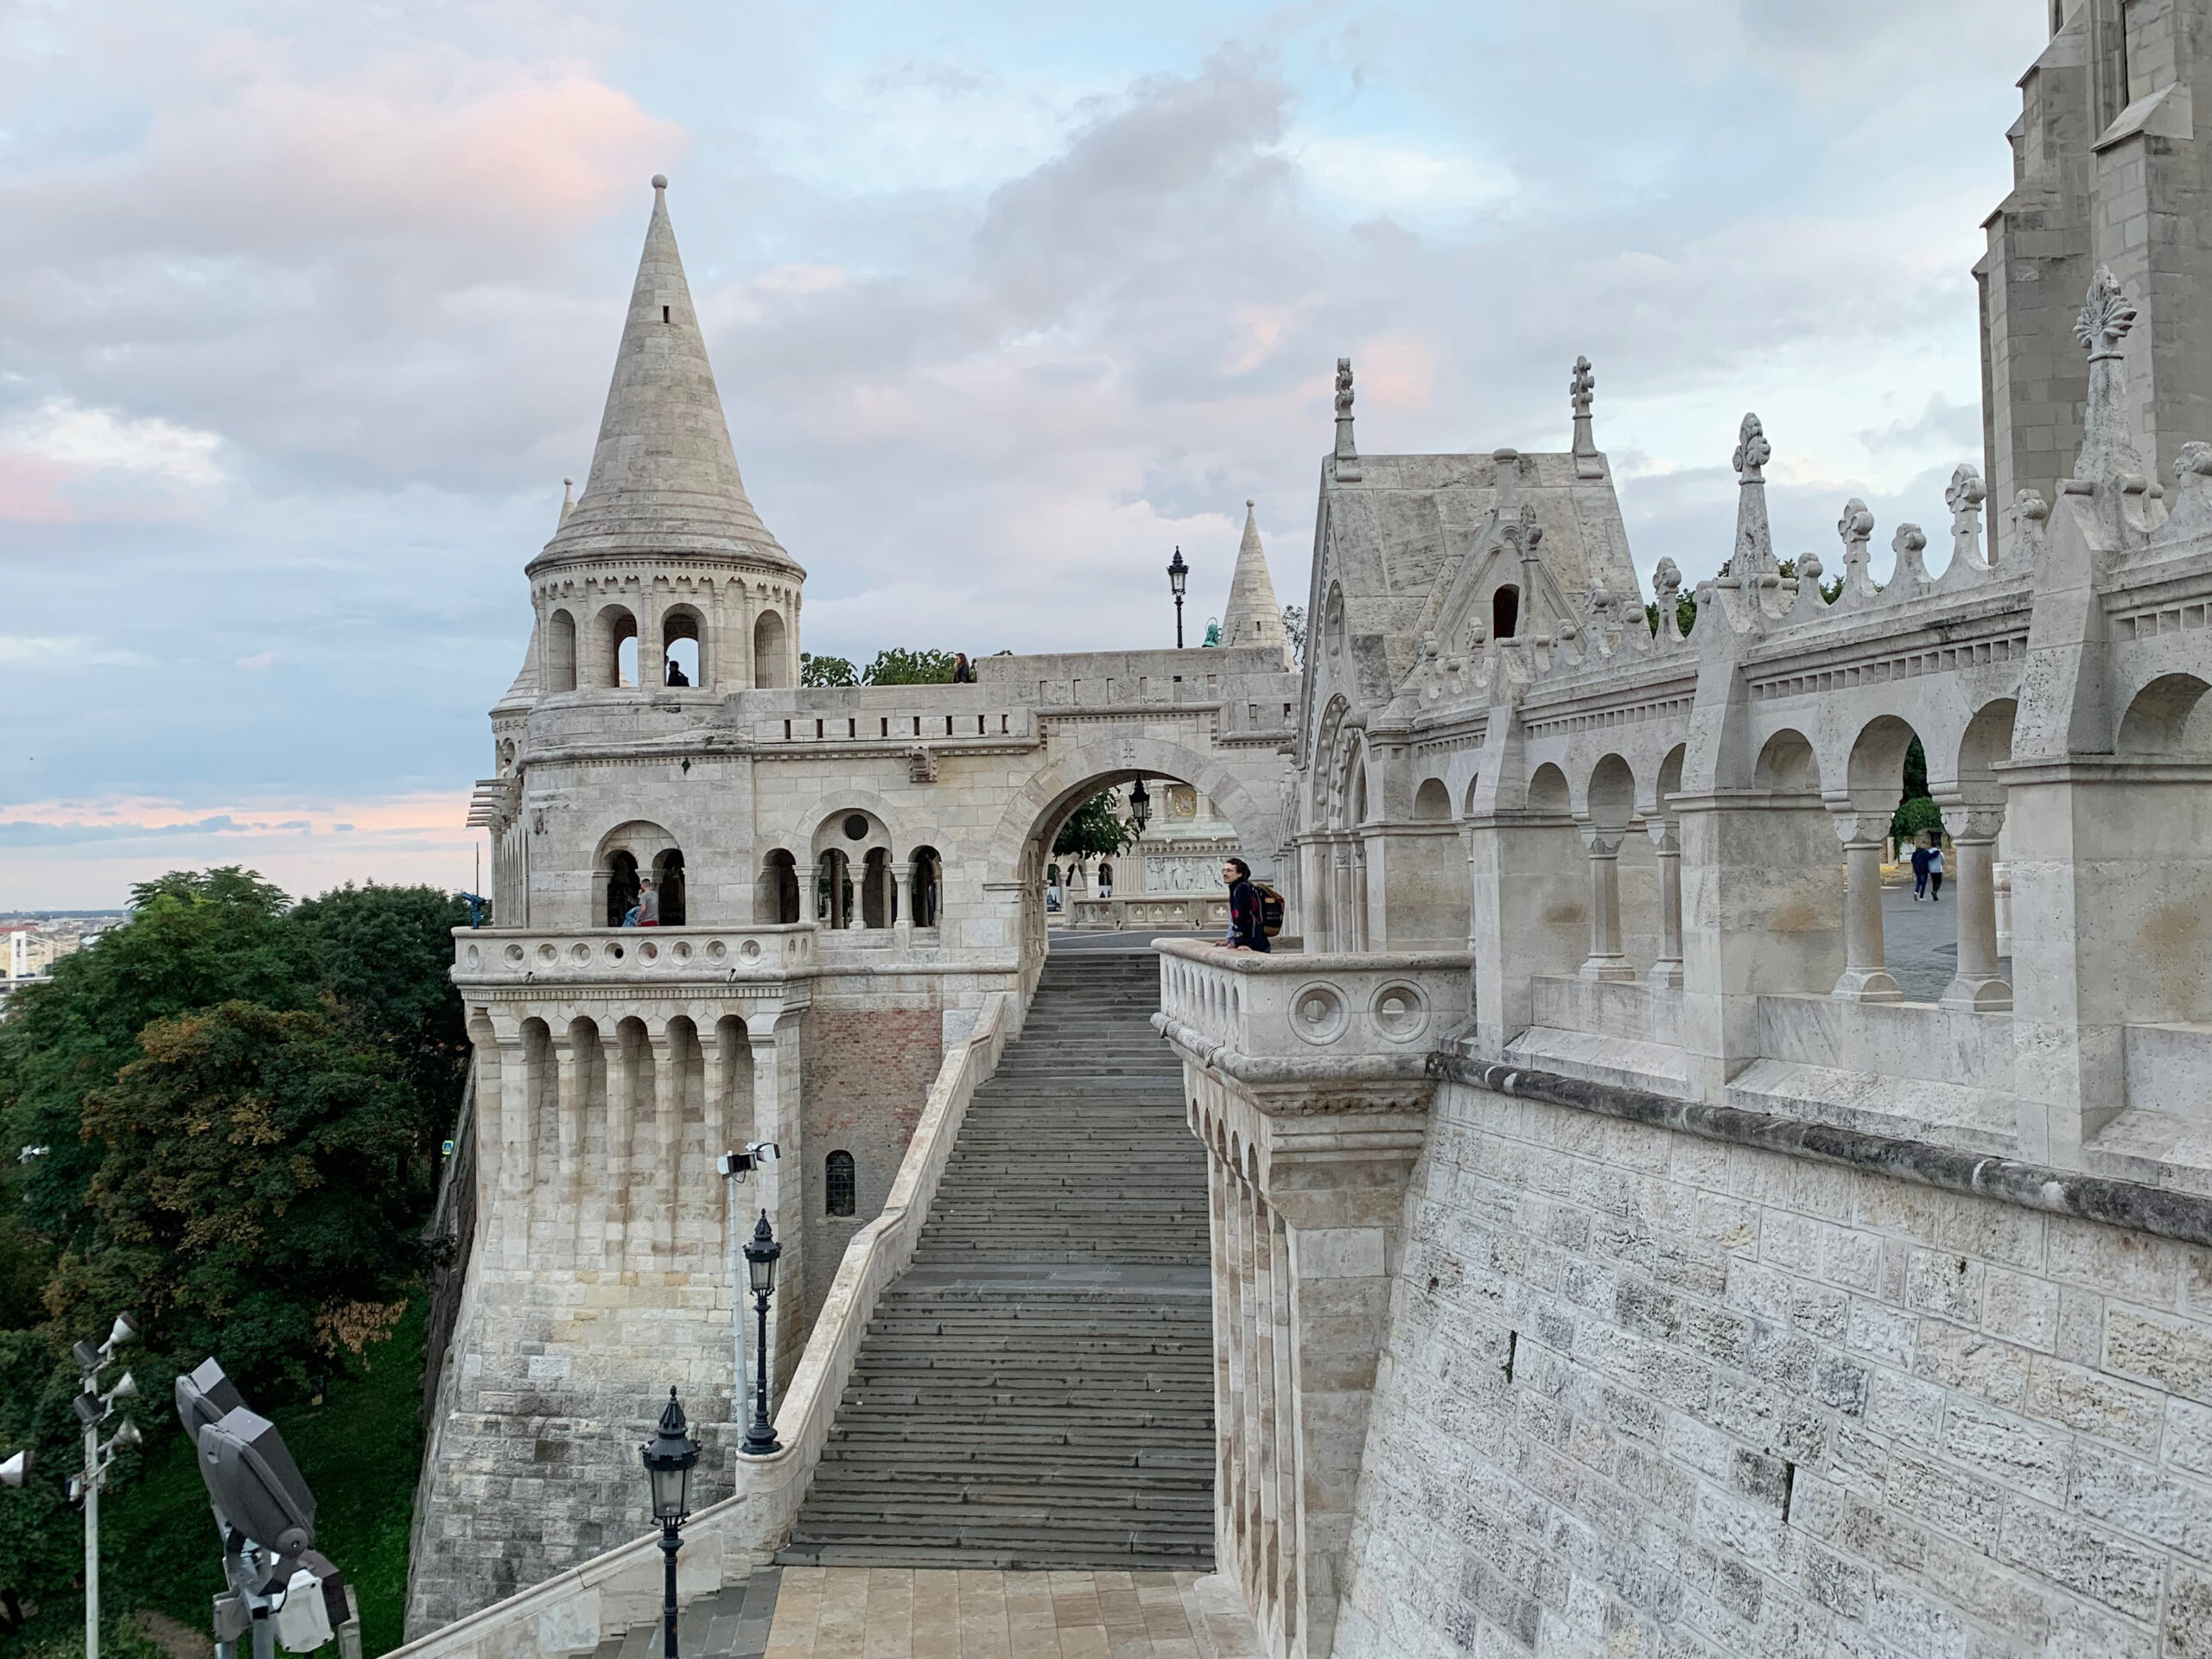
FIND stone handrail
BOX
[385,991,1013,1659]
[1153,938,1472,1082]
[451,924,818,986]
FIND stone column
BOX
[1830,811,1902,1001]
[893,861,914,949]
[496,1025,537,1268]
[1647,818,1685,989]
[1295,838,1328,949]
[1942,805,2012,1011]
[650,1030,682,1268]
[1578,826,1634,981]
[746,1007,806,1404]
[1351,841,1370,950]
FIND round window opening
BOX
[842,813,870,841]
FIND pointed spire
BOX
[559,477,574,524]
[1221,499,1293,668]
[537,175,798,572]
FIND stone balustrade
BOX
[1153,938,1471,1080]
[453,925,817,984]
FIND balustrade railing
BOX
[1154,938,1472,1071]
[453,925,817,982]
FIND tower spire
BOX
[534,175,797,572]
[1220,500,1293,668]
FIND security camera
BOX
[715,1142,780,1178]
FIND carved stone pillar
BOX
[1831,810,1902,1002]
[1578,825,1634,981]
[893,861,914,948]
[1646,818,1684,989]
[745,1006,807,1401]
[650,1030,682,1267]
[1942,806,2012,1011]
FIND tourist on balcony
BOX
[952,652,975,683]
[1217,857,1269,953]
[636,876,661,927]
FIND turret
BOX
[1220,501,1293,668]
[524,176,805,696]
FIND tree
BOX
[51,1001,422,1397]
[1282,606,1306,666]
[1644,594,1700,636]
[1052,791,1138,861]
[863,648,958,684]
[800,652,858,686]
[1891,736,1945,845]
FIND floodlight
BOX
[175,1357,246,1443]
[0,1449,29,1487]
[107,1419,142,1453]
[108,1372,138,1403]
[198,1406,316,1557]
[105,1313,138,1351]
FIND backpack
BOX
[1255,883,1286,938]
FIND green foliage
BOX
[1052,791,1138,861]
[861,648,957,685]
[0,870,465,1656]
[1644,594,1699,636]
[1201,618,1221,648]
[1281,606,1306,666]
[798,652,858,686]
[1891,736,1943,844]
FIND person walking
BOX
[1910,837,1930,900]
[1215,857,1270,953]
[952,652,975,683]
[636,875,661,927]
[1927,842,1944,902]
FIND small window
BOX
[825,1151,856,1217]
[662,304,671,323]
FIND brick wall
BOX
[799,1004,943,1320]
[1333,1082,2212,1659]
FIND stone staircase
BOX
[779,949,1216,1569]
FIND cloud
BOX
[0,397,225,521]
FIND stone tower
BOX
[1219,499,1292,666]
[527,175,806,699]
[1979,0,2212,554]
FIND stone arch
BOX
[789,788,913,850]
[1492,584,1521,640]
[661,603,706,690]
[1583,753,1637,832]
[1955,697,2019,791]
[595,820,682,927]
[1413,777,1453,821]
[1528,762,1572,817]
[824,1149,856,1217]
[595,603,639,690]
[753,610,788,688]
[759,849,801,925]
[1650,743,1687,820]
[2117,672,2212,755]
[1752,728,1821,794]
[1462,772,1483,817]
[910,845,943,929]
[546,607,578,693]
[1846,714,1921,811]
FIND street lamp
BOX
[740,1213,783,1457]
[639,1389,702,1659]
[1128,778,1151,836]
[1166,548,1188,648]
[69,1311,138,1659]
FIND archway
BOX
[985,738,1281,996]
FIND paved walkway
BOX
[761,1567,1260,1657]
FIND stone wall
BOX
[1332,1079,2212,1659]
[798,1002,943,1320]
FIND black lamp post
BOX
[740,1213,783,1457]
[1166,548,1188,647]
[1128,778,1151,837]
[640,1389,701,1659]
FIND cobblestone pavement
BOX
[761,1567,1260,1657]
[1879,870,2008,1003]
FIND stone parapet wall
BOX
[1332,1072,2212,1659]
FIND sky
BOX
[0,0,2050,908]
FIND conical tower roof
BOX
[532,176,798,575]
[1220,500,1292,665]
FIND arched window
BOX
[664,607,704,689]
[598,606,639,688]
[762,849,800,924]
[817,849,853,928]
[1492,585,1520,640]
[754,611,788,689]
[1097,860,1114,897]
[654,849,687,925]
[606,851,641,927]
[911,846,942,929]
[547,609,578,692]
[825,1150,856,1217]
